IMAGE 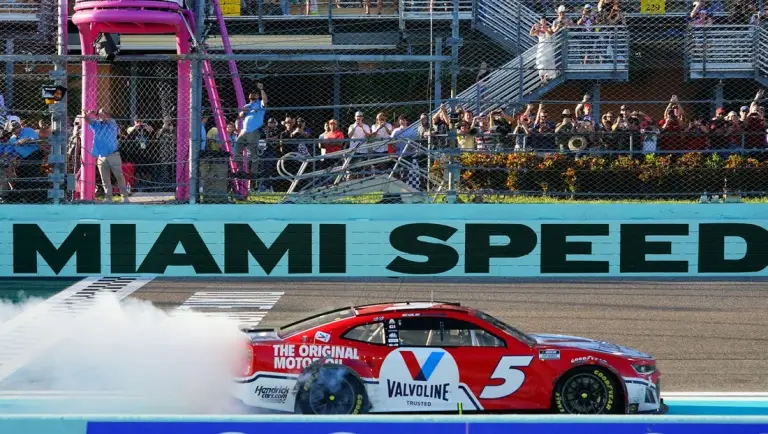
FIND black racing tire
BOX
[295,364,369,415]
[552,366,623,415]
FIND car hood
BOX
[530,333,653,360]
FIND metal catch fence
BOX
[1,0,768,204]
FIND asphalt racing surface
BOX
[130,278,768,392]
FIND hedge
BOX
[431,152,768,198]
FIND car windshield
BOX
[277,307,355,338]
[473,310,537,346]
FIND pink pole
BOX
[176,32,191,201]
[210,0,248,192]
[78,25,98,201]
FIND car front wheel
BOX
[553,366,622,414]
[295,364,369,415]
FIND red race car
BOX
[232,301,665,415]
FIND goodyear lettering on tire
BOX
[554,391,565,413]
[353,393,363,414]
[593,369,615,411]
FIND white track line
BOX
[0,276,154,384]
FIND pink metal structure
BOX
[72,0,248,201]
[208,0,249,194]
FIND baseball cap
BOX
[583,4,592,9]
[741,106,749,112]
[716,107,726,114]
[557,5,566,12]
[355,111,364,117]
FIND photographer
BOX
[126,118,155,191]
[489,108,514,148]
[555,109,575,152]
[659,95,685,151]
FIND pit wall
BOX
[1,414,768,434]
[3,204,768,277]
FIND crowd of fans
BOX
[425,90,768,153]
[2,80,768,202]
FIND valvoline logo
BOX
[400,350,444,381]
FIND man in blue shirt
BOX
[236,83,268,176]
[82,109,130,203]
[9,122,40,159]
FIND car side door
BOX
[393,315,550,412]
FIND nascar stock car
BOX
[233,301,665,415]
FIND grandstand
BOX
[0,0,766,204]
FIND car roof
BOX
[353,301,470,316]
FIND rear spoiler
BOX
[239,325,278,333]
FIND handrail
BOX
[475,0,538,50]
[758,23,768,82]
[401,0,473,17]
[687,25,756,71]
[563,26,629,72]
[276,138,446,196]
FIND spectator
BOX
[154,116,175,190]
[575,95,594,124]
[690,3,714,26]
[256,117,281,193]
[740,105,750,122]
[725,111,741,150]
[489,108,514,148]
[513,113,532,151]
[686,116,710,150]
[82,109,129,203]
[640,117,660,153]
[320,118,344,153]
[742,90,765,149]
[391,115,416,154]
[596,111,616,149]
[555,109,576,152]
[126,118,155,191]
[553,5,572,32]
[236,84,268,175]
[416,113,430,140]
[9,121,41,166]
[750,4,768,24]
[577,4,596,28]
[659,96,685,151]
[530,17,556,83]
[532,103,556,150]
[348,111,373,153]
[199,114,209,150]
[709,108,730,150]
[457,121,476,150]
[372,112,393,155]
[474,114,495,150]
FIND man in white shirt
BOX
[371,112,393,154]
[347,111,372,153]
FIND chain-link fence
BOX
[3,0,768,204]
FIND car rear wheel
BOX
[295,364,369,415]
[553,366,622,414]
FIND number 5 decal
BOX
[479,356,533,399]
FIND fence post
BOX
[450,0,460,98]
[429,37,443,195]
[189,0,206,204]
[4,40,12,111]
[48,0,69,205]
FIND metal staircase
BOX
[686,24,768,87]
[403,26,629,137]
[474,0,539,53]
[276,138,446,203]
